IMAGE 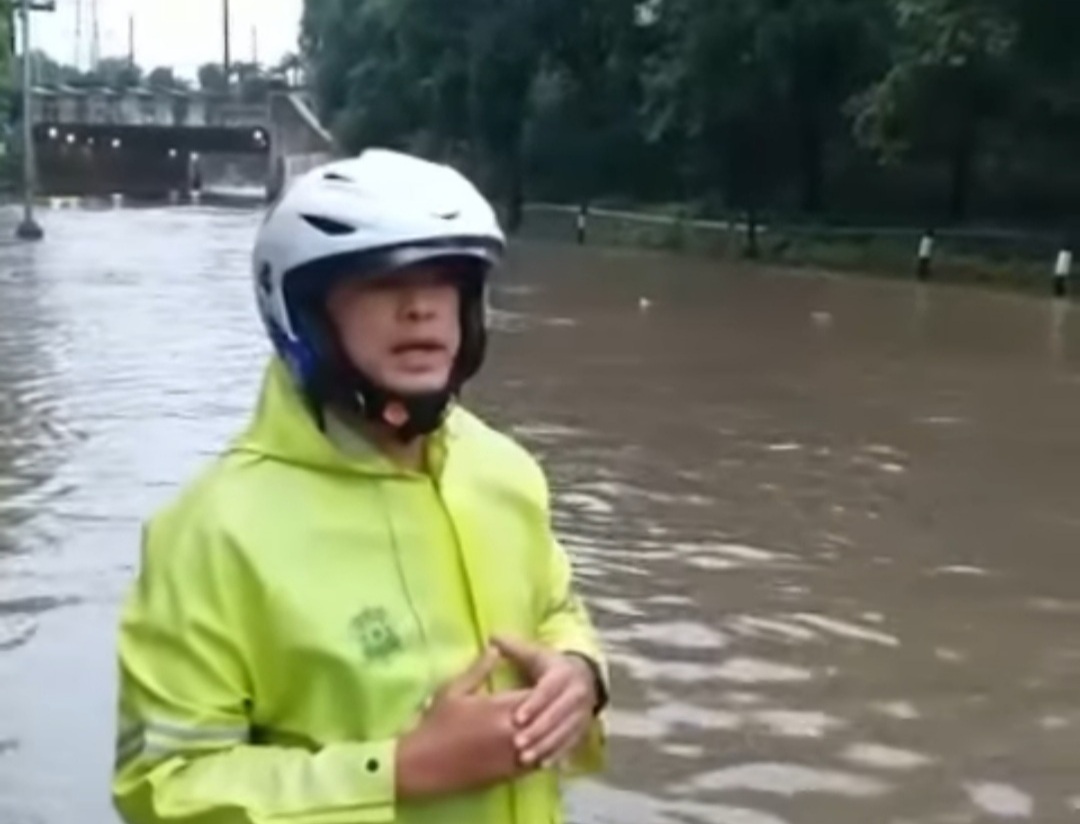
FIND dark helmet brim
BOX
[282,237,502,310]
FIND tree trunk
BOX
[949,120,977,223]
[724,118,764,258]
[505,140,525,233]
[798,109,825,214]
[745,206,761,259]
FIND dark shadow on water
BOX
[0,596,82,617]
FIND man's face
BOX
[325,264,462,396]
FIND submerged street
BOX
[1,206,1079,823]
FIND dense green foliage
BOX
[22,52,302,103]
[302,0,1080,228]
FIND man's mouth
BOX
[392,340,446,355]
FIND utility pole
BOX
[128,15,135,68]
[222,0,232,93]
[16,0,43,240]
[90,0,100,71]
[251,25,258,67]
[74,0,82,69]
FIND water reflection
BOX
[486,242,1080,822]
[0,207,268,824]
[1048,298,1070,369]
[0,243,70,537]
[964,783,1034,818]
[841,743,933,770]
[674,763,890,798]
[569,782,791,824]
[1,217,1080,823]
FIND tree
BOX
[300,0,1080,227]
[301,0,550,224]
[1007,0,1080,172]
[234,62,275,103]
[853,0,1017,222]
[198,62,228,94]
[538,0,653,204]
[302,0,425,149]
[92,56,143,88]
[26,49,81,86]
[762,0,893,213]
[640,0,789,225]
[147,66,189,92]
[274,52,305,86]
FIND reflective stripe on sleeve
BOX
[115,718,250,769]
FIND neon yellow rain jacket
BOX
[112,358,607,824]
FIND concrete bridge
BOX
[29,86,335,201]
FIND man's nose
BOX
[399,286,438,320]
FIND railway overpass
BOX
[28,87,335,201]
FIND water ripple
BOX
[3,212,1080,824]
[964,782,1035,818]
[674,762,890,798]
[841,743,934,771]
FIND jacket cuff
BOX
[336,739,398,821]
[562,652,610,715]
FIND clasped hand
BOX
[396,637,599,799]
[491,635,598,768]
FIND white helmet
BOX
[252,148,506,438]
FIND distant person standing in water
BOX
[111,148,609,824]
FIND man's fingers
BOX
[513,671,564,726]
[519,712,585,768]
[446,646,501,697]
[514,688,576,751]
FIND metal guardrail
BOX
[520,202,1077,297]
[525,202,748,232]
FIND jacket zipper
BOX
[432,475,522,824]
[378,480,439,713]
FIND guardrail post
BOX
[744,209,760,259]
[917,229,935,280]
[577,203,588,245]
[1053,246,1072,298]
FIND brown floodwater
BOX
[1,207,1079,823]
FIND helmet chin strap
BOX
[300,308,456,444]
[351,378,454,443]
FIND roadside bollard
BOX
[169,190,180,206]
[1053,248,1072,298]
[112,193,124,209]
[576,204,588,245]
[916,230,934,280]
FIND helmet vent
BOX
[302,214,356,236]
[323,172,352,182]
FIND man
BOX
[112,149,608,824]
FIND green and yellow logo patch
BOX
[349,607,403,662]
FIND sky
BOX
[31,0,304,78]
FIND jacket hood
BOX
[229,357,459,477]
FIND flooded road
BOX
[2,207,1080,824]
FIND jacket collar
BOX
[230,357,461,479]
